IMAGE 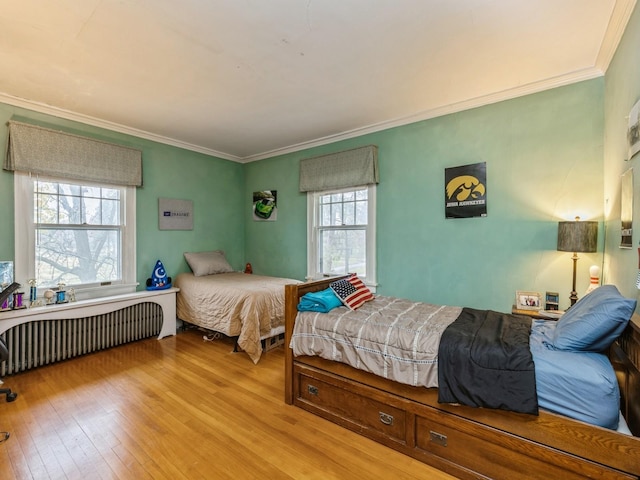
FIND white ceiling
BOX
[0,0,635,162]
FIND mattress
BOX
[292,297,622,429]
[530,319,620,430]
[176,271,300,363]
[291,295,462,388]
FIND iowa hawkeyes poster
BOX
[445,162,487,219]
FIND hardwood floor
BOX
[0,329,455,479]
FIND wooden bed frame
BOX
[284,278,640,480]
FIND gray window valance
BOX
[299,145,379,192]
[4,121,143,186]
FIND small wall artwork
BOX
[621,168,633,248]
[158,198,193,230]
[253,190,277,221]
[445,162,487,219]
[628,99,640,160]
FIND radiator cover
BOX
[1,302,162,375]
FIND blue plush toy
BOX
[146,260,172,290]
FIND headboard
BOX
[610,312,640,435]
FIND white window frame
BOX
[307,184,377,289]
[14,172,137,300]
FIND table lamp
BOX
[557,217,598,306]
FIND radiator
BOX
[0,302,162,376]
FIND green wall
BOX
[603,3,640,301]
[0,54,612,313]
[245,80,605,311]
[0,105,245,289]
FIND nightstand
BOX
[511,306,564,320]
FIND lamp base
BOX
[569,253,579,307]
[569,290,578,306]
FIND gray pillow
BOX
[184,250,234,276]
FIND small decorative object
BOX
[1,282,21,310]
[515,291,541,311]
[28,278,37,306]
[12,290,25,309]
[56,282,67,304]
[146,260,172,290]
[43,289,55,305]
[545,291,559,311]
[68,287,76,302]
[621,168,633,248]
[0,283,9,310]
[585,265,601,295]
[244,263,253,274]
[557,216,598,306]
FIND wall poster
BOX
[158,198,193,230]
[621,168,633,248]
[445,162,487,219]
[253,190,277,221]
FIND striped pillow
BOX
[330,274,374,310]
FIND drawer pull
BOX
[379,412,394,426]
[430,430,448,447]
[307,385,319,396]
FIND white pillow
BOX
[184,250,234,276]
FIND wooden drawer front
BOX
[414,410,632,480]
[297,373,406,442]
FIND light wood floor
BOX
[0,329,456,479]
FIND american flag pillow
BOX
[330,274,374,310]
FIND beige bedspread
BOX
[176,272,301,363]
[291,295,462,387]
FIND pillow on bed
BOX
[184,250,234,276]
[552,285,636,352]
[330,274,374,310]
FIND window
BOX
[14,173,136,298]
[307,185,376,288]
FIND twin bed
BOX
[284,276,640,479]
[174,250,300,363]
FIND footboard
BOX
[284,279,640,479]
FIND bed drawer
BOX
[413,408,634,480]
[295,368,406,443]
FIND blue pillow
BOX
[552,285,636,352]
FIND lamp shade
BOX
[557,220,598,253]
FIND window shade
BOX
[4,121,143,186]
[299,145,378,192]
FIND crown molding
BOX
[0,66,619,165]
[0,92,242,162]
[596,0,637,72]
[242,66,604,163]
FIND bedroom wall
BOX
[603,3,640,301]
[0,105,245,290]
[244,79,605,312]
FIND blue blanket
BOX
[298,288,343,313]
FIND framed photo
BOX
[515,291,541,311]
[545,291,559,311]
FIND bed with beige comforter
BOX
[176,272,301,363]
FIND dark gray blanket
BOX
[437,307,538,415]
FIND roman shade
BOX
[4,121,143,186]
[299,145,378,192]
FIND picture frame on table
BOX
[515,291,541,311]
